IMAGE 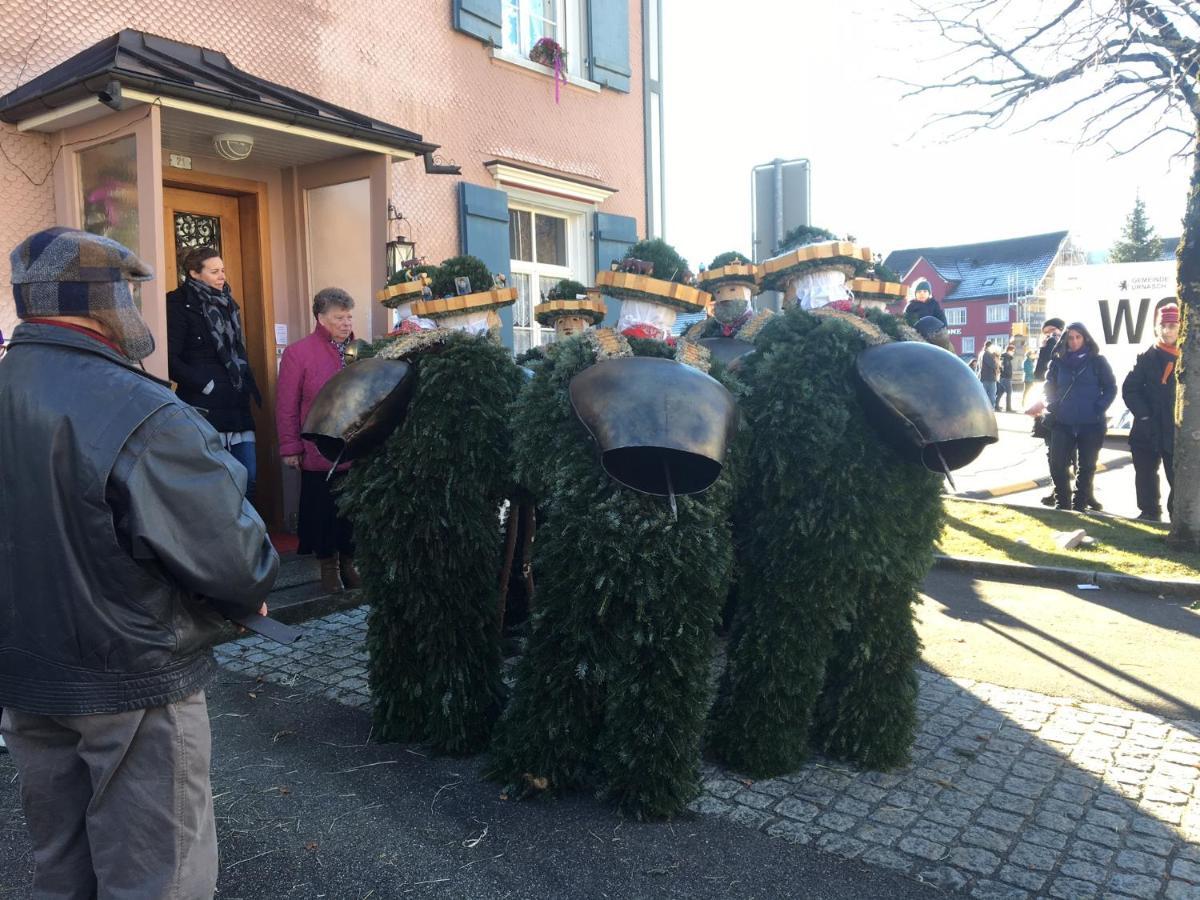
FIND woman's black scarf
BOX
[185,277,261,404]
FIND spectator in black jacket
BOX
[997,343,1015,412]
[167,246,263,500]
[1033,317,1064,381]
[903,278,947,327]
[1044,322,1118,511]
[978,340,999,408]
[1034,317,1067,507]
[1122,304,1179,521]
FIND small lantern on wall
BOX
[386,201,417,278]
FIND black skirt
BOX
[298,470,355,558]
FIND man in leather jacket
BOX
[0,227,279,897]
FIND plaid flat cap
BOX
[10,227,155,359]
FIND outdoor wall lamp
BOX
[213,133,254,161]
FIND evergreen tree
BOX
[1110,196,1163,263]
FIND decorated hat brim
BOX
[760,241,872,291]
[412,287,518,320]
[696,262,761,296]
[376,280,426,308]
[594,270,710,313]
[848,277,907,304]
[534,296,608,327]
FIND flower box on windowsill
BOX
[529,38,565,68]
[489,49,601,93]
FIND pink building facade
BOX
[0,0,660,528]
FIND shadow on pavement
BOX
[919,572,1200,721]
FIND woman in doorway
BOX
[275,288,360,594]
[167,246,262,499]
[1044,322,1117,512]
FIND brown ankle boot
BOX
[339,553,362,590]
[319,556,344,594]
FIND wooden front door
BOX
[163,184,281,531]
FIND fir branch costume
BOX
[339,330,523,754]
[708,306,944,777]
[490,331,734,819]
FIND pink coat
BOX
[276,323,353,472]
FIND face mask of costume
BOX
[713,298,749,325]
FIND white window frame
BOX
[960,336,976,355]
[986,303,1010,324]
[944,306,967,326]
[988,333,1011,347]
[500,0,585,78]
[505,187,593,355]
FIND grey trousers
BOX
[1,690,218,899]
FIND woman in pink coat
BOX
[276,287,360,594]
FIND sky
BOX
[661,0,1193,269]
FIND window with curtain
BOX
[944,306,967,326]
[509,204,581,355]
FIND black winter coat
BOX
[167,287,260,433]
[903,297,947,327]
[1000,352,1014,380]
[979,350,999,382]
[1034,334,1059,380]
[0,323,278,715]
[1122,344,1177,454]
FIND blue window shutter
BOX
[587,0,632,92]
[593,212,638,327]
[459,182,513,347]
[453,0,502,45]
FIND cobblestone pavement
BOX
[217,606,1200,900]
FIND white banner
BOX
[1045,262,1176,426]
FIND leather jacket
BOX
[0,322,279,716]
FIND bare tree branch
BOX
[902,0,1200,156]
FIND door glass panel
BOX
[78,135,139,255]
[512,273,532,327]
[538,275,561,304]
[173,212,223,285]
[535,214,567,266]
[509,210,533,262]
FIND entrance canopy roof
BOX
[0,30,442,163]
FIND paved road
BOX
[952,412,1169,521]
[0,676,949,900]
[917,568,1200,721]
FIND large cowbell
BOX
[302,357,416,463]
[568,356,738,495]
[855,341,998,472]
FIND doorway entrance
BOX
[162,175,281,531]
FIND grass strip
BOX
[938,498,1199,581]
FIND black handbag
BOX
[1031,412,1053,439]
